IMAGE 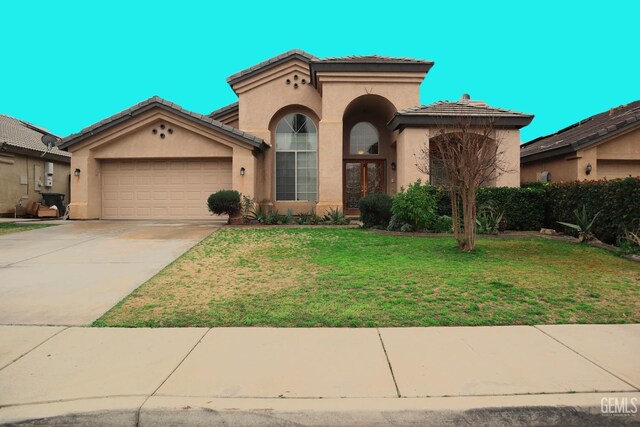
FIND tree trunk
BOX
[450,188,463,250]
[461,186,476,252]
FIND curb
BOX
[3,394,639,426]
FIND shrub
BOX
[240,195,255,221]
[296,209,322,225]
[544,178,640,245]
[264,209,293,225]
[323,207,350,225]
[619,228,640,255]
[207,190,241,223]
[359,193,393,228]
[557,205,601,242]
[476,205,504,235]
[476,187,545,231]
[391,180,437,230]
[432,215,453,233]
[387,215,411,232]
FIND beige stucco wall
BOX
[395,127,521,189]
[521,126,640,183]
[495,129,521,187]
[0,153,70,216]
[521,155,579,183]
[67,108,255,219]
[396,128,429,189]
[231,60,427,214]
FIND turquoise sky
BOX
[2,1,638,142]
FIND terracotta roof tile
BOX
[58,96,265,150]
[0,114,70,158]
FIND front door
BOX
[344,160,385,216]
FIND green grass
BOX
[95,228,640,327]
[0,222,52,236]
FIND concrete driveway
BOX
[0,221,218,326]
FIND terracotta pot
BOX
[228,214,244,225]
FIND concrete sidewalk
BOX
[0,325,638,425]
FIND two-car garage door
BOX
[101,159,232,219]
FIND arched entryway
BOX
[342,95,397,215]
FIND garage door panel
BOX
[101,159,231,219]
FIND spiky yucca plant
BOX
[557,205,600,242]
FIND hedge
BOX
[543,178,640,244]
[428,186,545,231]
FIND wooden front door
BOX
[343,160,385,216]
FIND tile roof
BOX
[397,101,533,118]
[316,54,433,65]
[58,96,265,151]
[226,50,434,88]
[388,100,534,130]
[0,114,70,159]
[521,100,640,160]
[226,49,317,86]
[208,101,239,119]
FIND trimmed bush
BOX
[544,178,640,244]
[359,193,393,228]
[391,180,437,230]
[432,215,453,233]
[428,185,545,231]
[429,178,640,244]
[207,190,241,222]
[476,187,546,231]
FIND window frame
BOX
[274,113,318,202]
[349,121,379,156]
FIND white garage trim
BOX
[101,158,232,219]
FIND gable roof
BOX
[208,101,239,120]
[0,114,70,162]
[226,49,317,86]
[58,96,266,151]
[387,100,534,130]
[521,100,640,162]
[226,49,434,89]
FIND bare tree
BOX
[417,117,508,252]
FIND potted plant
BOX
[207,190,242,224]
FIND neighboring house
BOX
[58,49,533,220]
[0,115,71,216]
[521,101,640,183]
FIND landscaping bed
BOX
[95,228,640,327]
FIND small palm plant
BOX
[557,205,600,242]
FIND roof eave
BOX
[59,102,265,151]
[0,143,71,163]
[520,145,576,163]
[387,114,534,131]
[521,118,640,162]
[310,62,434,87]
[226,52,315,88]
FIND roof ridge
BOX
[523,100,640,146]
[226,49,318,86]
[58,96,265,150]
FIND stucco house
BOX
[58,49,533,220]
[521,100,640,183]
[0,115,70,216]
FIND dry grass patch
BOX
[95,228,640,327]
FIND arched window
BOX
[275,113,317,201]
[350,122,379,155]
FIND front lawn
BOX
[95,228,640,327]
[0,222,52,236]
